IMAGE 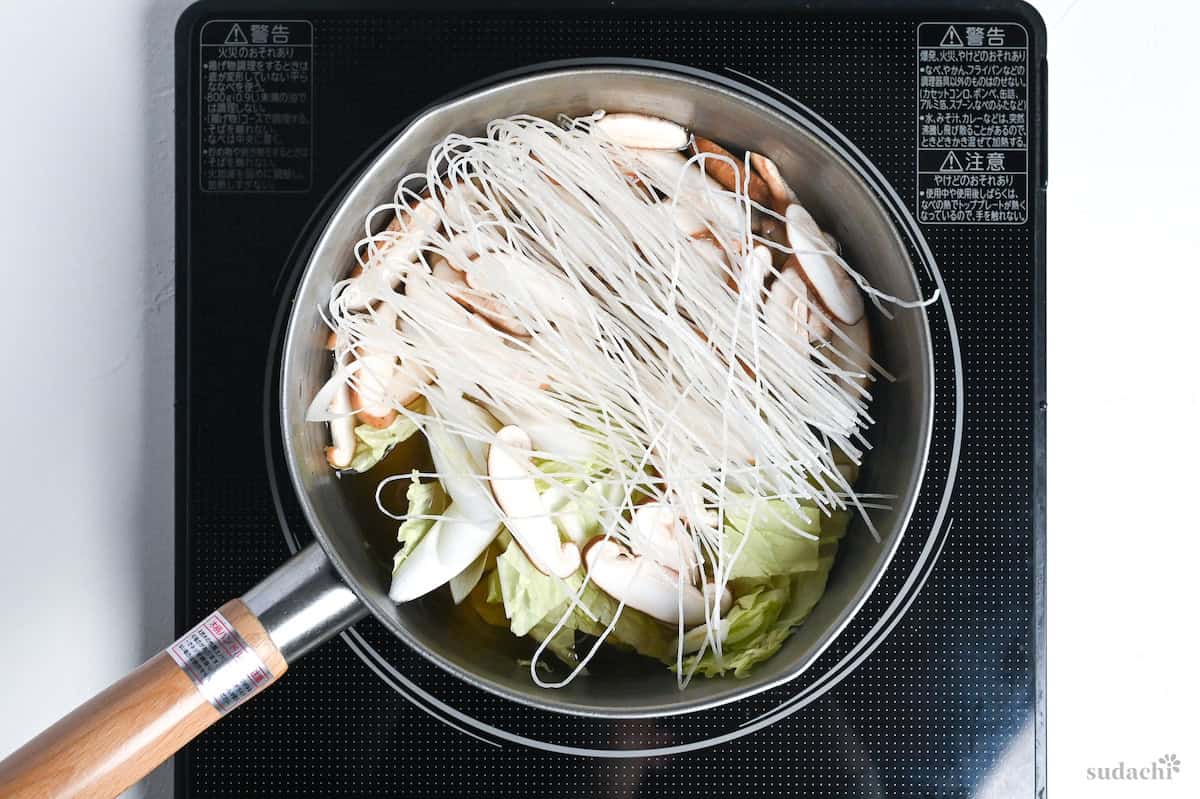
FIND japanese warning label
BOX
[199,20,313,193]
[917,22,1028,224]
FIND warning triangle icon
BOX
[940,26,964,47]
[224,23,248,44]
[939,151,964,171]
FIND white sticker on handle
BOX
[167,610,273,714]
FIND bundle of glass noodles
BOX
[307,111,928,687]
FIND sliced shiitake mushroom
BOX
[785,204,864,325]
[583,537,733,627]
[347,305,401,429]
[430,256,530,338]
[745,244,773,300]
[629,503,698,580]
[582,538,707,627]
[748,152,799,206]
[633,150,744,232]
[593,112,689,150]
[765,257,832,344]
[691,137,772,208]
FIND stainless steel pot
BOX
[0,65,932,798]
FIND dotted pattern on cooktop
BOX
[177,5,1044,797]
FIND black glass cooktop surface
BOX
[175,1,1046,796]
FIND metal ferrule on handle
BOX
[241,543,368,662]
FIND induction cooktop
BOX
[175,1,1046,795]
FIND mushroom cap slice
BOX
[633,150,745,233]
[630,503,699,579]
[431,258,467,285]
[462,293,530,338]
[463,251,588,332]
[701,582,734,616]
[487,425,582,578]
[784,204,864,325]
[583,538,711,627]
[349,374,399,428]
[766,266,809,339]
[347,304,401,428]
[383,358,433,412]
[345,295,433,412]
[745,244,773,299]
[593,112,689,150]
[765,259,831,344]
[691,137,772,207]
[427,255,531,337]
[749,153,799,206]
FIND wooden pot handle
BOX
[0,599,287,799]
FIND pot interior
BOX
[281,66,933,717]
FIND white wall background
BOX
[1038,0,1200,795]
[0,0,188,795]
[0,0,1195,796]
